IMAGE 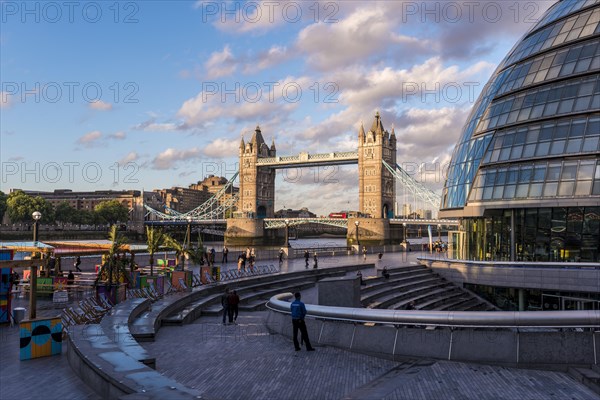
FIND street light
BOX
[284,219,290,247]
[184,216,192,271]
[355,220,360,246]
[30,211,42,320]
[32,211,41,243]
[437,224,442,242]
[402,222,407,243]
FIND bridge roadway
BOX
[1,251,597,400]
[145,217,459,228]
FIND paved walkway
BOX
[141,312,599,400]
[2,251,598,400]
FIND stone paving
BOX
[2,251,599,400]
[0,311,100,400]
[141,312,600,400]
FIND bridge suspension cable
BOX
[382,160,441,211]
[144,172,239,221]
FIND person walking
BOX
[290,292,315,352]
[228,289,240,324]
[250,248,256,272]
[304,250,309,268]
[221,288,230,325]
[222,246,228,264]
[362,246,367,261]
[237,253,244,272]
[74,255,82,272]
[279,248,284,264]
[210,248,216,266]
[313,252,318,269]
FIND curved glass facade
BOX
[440,0,600,262]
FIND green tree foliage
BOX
[94,200,129,225]
[54,201,78,225]
[145,226,166,276]
[0,191,7,222]
[6,190,54,223]
[105,225,128,285]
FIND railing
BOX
[267,292,600,328]
[291,247,352,257]
[418,256,600,270]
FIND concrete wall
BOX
[266,309,597,369]
[420,258,600,293]
[225,218,266,245]
[318,276,361,307]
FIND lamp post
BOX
[30,211,42,320]
[184,216,192,271]
[284,219,290,247]
[437,224,442,242]
[402,222,407,243]
[355,220,360,247]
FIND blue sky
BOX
[1,0,554,214]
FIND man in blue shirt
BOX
[290,292,315,351]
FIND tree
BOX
[0,191,7,222]
[106,225,128,286]
[146,226,166,276]
[54,201,78,225]
[6,190,54,223]
[163,234,189,271]
[95,200,129,225]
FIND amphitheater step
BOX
[568,367,600,395]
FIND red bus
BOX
[328,212,348,218]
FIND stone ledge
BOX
[67,324,203,399]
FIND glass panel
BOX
[543,182,558,196]
[516,184,530,198]
[566,138,583,153]
[547,164,562,180]
[533,166,546,181]
[578,163,596,180]
[535,141,550,156]
[529,183,543,197]
[550,140,566,155]
[583,137,599,151]
[523,144,536,158]
[562,163,578,180]
[503,185,516,199]
[558,181,575,196]
[575,180,593,196]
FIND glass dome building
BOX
[440,0,600,263]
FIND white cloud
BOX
[205,45,237,79]
[109,131,126,140]
[76,130,103,147]
[296,6,424,71]
[89,100,113,111]
[177,75,309,127]
[202,138,239,158]
[133,118,185,132]
[152,147,202,170]
[118,151,139,165]
[0,91,13,108]
[243,45,290,74]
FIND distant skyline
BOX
[1,0,554,214]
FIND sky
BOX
[0,0,555,215]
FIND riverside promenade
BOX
[1,251,598,400]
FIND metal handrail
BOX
[419,256,600,270]
[266,293,600,328]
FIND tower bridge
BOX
[144,112,452,245]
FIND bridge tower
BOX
[350,111,398,245]
[226,126,276,245]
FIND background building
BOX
[154,175,239,215]
[440,1,600,264]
